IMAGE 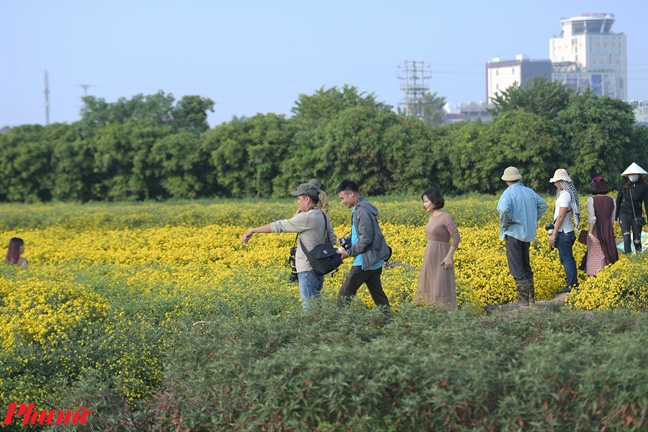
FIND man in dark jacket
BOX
[335,180,392,312]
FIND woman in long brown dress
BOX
[415,188,461,309]
[583,177,618,276]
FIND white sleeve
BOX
[586,197,596,224]
[557,191,571,209]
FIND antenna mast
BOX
[44,70,50,125]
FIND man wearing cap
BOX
[497,167,548,306]
[549,169,581,294]
[616,162,648,254]
[241,183,337,310]
[294,178,329,216]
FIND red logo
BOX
[3,403,92,426]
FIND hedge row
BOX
[2,80,647,203]
[57,303,648,431]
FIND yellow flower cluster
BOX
[567,252,648,311]
[0,275,109,351]
[0,194,645,406]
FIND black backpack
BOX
[299,212,342,276]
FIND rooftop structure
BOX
[486,55,552,102]
[550,13,627,100]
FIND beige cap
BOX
[308,178,322,190]
[549,168,572,183]
[501,166,522,181]
[621,162,647,176]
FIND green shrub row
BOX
[1,80,647,203]
[58,303,648,431]
[0,194,500,232]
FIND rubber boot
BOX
[512,280,529,307]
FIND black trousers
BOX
[505,235,533,281]
[338,266,391,309]
[620,213,643,253]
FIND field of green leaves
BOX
[1,195,647,430]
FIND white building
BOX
[486,55,552,103]
[630,101,648,124]
[550,13,627,100]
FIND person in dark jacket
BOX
[615,162,648,254]
[335,180,392,313]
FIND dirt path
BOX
[483,292,569,314]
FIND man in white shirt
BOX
[549,169,580,293]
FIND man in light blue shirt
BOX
[497,166,548,306]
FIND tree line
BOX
[1,78,647,202]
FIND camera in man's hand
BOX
[339,236,352,251]
[545,223,555,251]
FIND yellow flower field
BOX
[0,195,646,407]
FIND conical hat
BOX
[621,162,648,176]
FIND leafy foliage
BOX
[203,113,292,198]
[2,197,647,430]
[411,91,447,127]
[0,82,647,202]
[60,305,648,431]
[488,76,575,120]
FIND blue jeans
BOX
[297,271,324,310]
[556,231,577,286]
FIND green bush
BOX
[62,303,648,431]
[2,81,647,203]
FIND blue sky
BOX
[1,0,646,129]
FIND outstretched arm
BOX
[241,224,272,244]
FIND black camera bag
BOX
[299,212,342,276]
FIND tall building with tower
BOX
[550,13,627,100]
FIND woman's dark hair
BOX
[422,188,445,210]
[6,237,24,264]
[590,179,611,194]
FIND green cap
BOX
[290,183,319,197]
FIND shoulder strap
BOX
[629,187,638,219]
[298,210,329,254]
[321,210,335,244]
